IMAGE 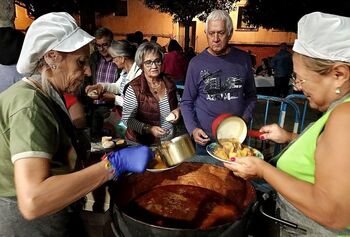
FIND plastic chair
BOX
[247,95,301,159]
[285,94,309,133]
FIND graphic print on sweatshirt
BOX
[200,69,243,101]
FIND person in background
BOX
[150,35,158,43]
[271,42,293,97]
[134,30,144,46]
[86,27,118,139]
[225,12,350,236]
[126,33,135,44]
[247,49,257,69]
[150,35,165,53]
[0,12,152,236]
[185,46,197,62]
[86,40,142,213]
[86,40,143,212]
[0,27,25,92]
[256,58,272,77]
[85,40,141,108]
[180,10,257,155]
[162,39,188,85]
[122,42,180,145]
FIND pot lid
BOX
[216,116,247,143]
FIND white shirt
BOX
[100,62,142,106]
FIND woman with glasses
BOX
[225,12,350,236]
[0,12,151,236]
[122,42,180,145]
[85,40,142,107]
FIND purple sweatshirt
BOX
[180,47,257,139]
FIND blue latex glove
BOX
[107,145,153,177]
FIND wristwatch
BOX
[142,124,152,134]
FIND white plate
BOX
[206,142,264,163]
[146,164,180,173]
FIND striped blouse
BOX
[122,86,174,141]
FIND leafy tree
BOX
[243,0,350,32]
[143,0,239,52]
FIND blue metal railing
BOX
[248,95,301,157]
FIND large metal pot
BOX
[109,163,256,237]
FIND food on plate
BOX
[87,89,99,99]
[214,138,256,160]
[101,136,115,149]
[214,148,228,160]
[147,148,167,169]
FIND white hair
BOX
[205,10,233,37]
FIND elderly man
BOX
[180,10,257,155]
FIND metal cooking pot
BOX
[158,134,195,166]
[109,163,256,237]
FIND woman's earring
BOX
[335,87,341,94]
[50,64,57,70]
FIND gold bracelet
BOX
[101,153,116,180]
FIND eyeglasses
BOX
[95,43,110,49]
[143,59,162,68]
[290,72,307,90]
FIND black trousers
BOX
[274,76,290,98]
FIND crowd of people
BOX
[1,8,350,237]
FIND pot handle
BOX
[247,130,264,138]
[259,192,307,234]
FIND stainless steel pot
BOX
[158,134,195,166]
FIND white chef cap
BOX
[17,12,94,74]
[293,12,350,63]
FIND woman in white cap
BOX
[0,12,152,236]
[225,12,350,236]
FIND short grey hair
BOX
[108,40,137,60]
[205,10,233,38]
[134,42,164,68]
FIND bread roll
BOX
[87,90,99,99]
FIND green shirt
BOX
[277,97,350,183]
[0,79,76,197]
